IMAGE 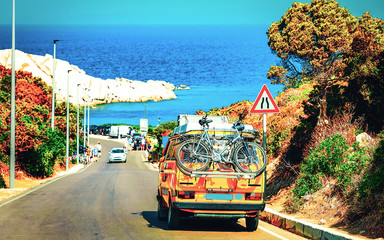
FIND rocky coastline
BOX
[0,49,185,106]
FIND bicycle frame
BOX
[193,123,250,168]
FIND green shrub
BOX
[359,133,384,198]
[0,174,5,188]
[292,134,369,200]
[25,129,66,177]
[151,121,177,160]
[268,124,290,156]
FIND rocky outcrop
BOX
[176,84,190,90]
[0,49,177,105]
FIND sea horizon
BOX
[0,24,282,126]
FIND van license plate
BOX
[206,193,233,200]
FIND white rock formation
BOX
[0,49,177,105]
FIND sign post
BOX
[250,84,280,149]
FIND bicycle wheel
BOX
[176,139,210,172]
[233,142,267,175]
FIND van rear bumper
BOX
[173,202,265,211]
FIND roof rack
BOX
[177,114,230,126]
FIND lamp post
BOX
[66,70,72,171]
[76,84,81,164]
[9,0,16,189]
[87,89,90,146]
[83,88,87,148]
[51,40,61,130]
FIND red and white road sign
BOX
[250,84,280,114]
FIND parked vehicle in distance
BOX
[132,133,141,140]
[89,125,98,134]
[101,125,111,135]
[109,125,131,138]
[132,137,143,151]
[108,148,127,163]
[94,126,104,135]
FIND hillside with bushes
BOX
[195,0,384,237]
[196,81,383,237]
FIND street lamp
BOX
[83,88,87,148]
[76,83,81,164]
[87,88,90,146]
[66,70,72,171]
[9,0,16,189]
[51,39,61,130]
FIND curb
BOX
[260,207,364,240]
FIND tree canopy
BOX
[267,0,384,128]
[267,0,357,84]
[344,13,384,130]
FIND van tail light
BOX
[245,193,262,201]
[178,191,195,199]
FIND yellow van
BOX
[156,115,266,231]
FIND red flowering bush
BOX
[0,65,80,178]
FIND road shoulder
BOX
[0,164,87,206]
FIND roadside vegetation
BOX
[0,65,82,187]
[197,0,384,237]
[150,121,177,161]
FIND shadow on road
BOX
[141,211,248,232]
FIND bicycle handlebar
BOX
[199,113,247,129]
[199,115,213,127]
[232,113,244,126]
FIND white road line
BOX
[259,226,290,240]
[0,175,63,208]
[0,164,90,208]
[145,162,158,172]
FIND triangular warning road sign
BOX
[250,84,280,114]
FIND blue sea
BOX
[0,25,281,126]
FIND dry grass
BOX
[303,107,364,159]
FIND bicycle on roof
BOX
[175,113,267,176]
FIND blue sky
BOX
[0,0,383,25]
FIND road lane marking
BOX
[259,226,290,240]
[0,163,91,208]
[145,162,158,172]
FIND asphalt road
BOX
[0,137,306,240]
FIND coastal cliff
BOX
[0,49,177,105]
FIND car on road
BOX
[90,125,98,134]
[99,125,111,135]
[108,148,127,163]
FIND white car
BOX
[108,148,127,163]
